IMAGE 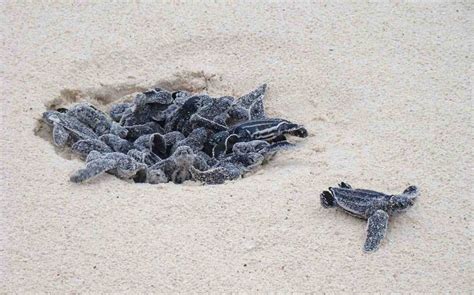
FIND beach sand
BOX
[1,2,472,292]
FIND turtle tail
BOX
[320,190,335,208]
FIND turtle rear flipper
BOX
[338,182,352,189]
[364,210,389,252]
[238,83,267,120]
[320,190,335,208]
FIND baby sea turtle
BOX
[320,182,419,252]
[148,146,198,184]
[212,118,308,157]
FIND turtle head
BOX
[42,111,61,125]
[388,186,418,212]
[173,146,195,167]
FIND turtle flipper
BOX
[338,182,352,189]
[71,139,113,158]
[320,190,335,208]
[364,210,389,252]
[263,140,294,153]
[86,150,103,162]
[146,168,168,184]
[70,159,117,183]
[189,114,227,132]
[190,165,240,185]
[52,123,69,147]
[239,84,267,120]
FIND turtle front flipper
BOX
[70,159,117,183]
[338,182,352,189]
[146,168,168,184]
[320,190,335,208]
[189,113,227,132]
[52,123,69,147]
[71,139,113,158]
[190,165,240,185]
[364,210,389,252]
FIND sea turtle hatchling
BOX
[147,146,199,184]
[212,118,308,157]
[320,182,419,252]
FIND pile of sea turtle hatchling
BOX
[42,84,308,185]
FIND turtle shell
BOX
[330,187,392,219]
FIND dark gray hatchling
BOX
[320,182,419,252]
[147,146,197,184]
[70,151,147,183]
[212,118,307,158]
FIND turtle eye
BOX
[56,107,68,113]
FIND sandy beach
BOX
[1,2,472,292]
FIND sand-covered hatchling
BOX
[42,83,308,184]
[320,182,419,252]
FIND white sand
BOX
[1,2,472,292]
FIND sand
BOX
[1,1,472,293]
